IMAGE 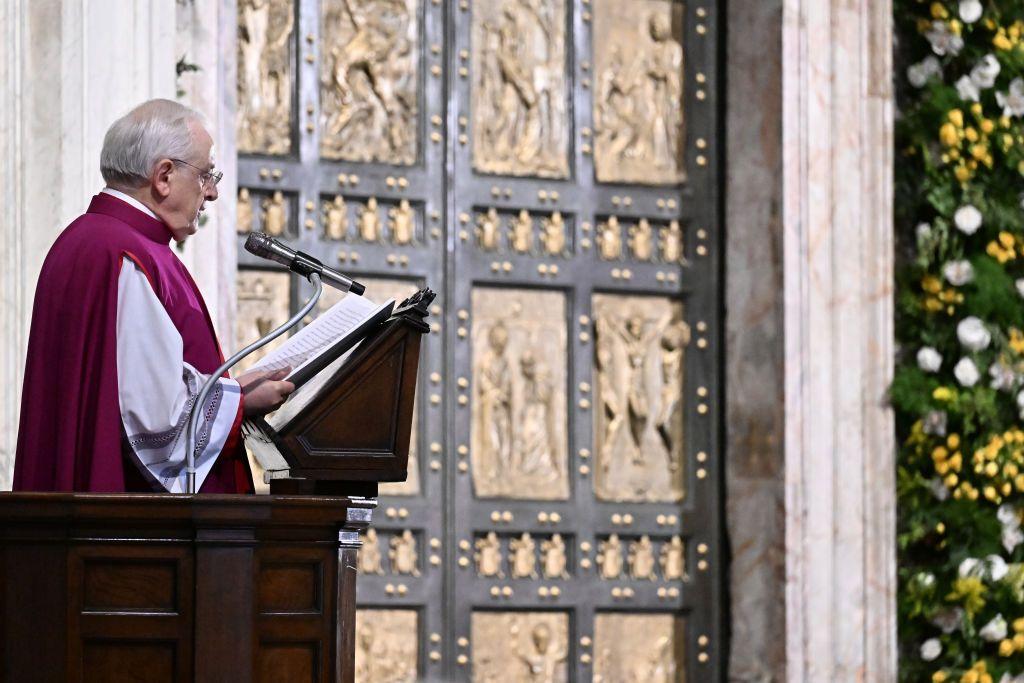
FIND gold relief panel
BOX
[320,0,419,165]
[593,613,685,683]
[593,0,686,185]
[237,0,295,155]
[471,0,569,179]
[471,288,569,500]
[592,294,688,502]
[319,279,421,496]
[355,609,418,683]
[471,611,569,683]
[235,270,292,374]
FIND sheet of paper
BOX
[250,293,381,376]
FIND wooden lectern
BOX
[0,290,433,683]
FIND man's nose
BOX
[206,183,219,202]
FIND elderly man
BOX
[13,99,293,493]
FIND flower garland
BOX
[896,2,1024,681]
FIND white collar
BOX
[101,187,160,221]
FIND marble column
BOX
[0,0,176,488]
[781,0,896,681]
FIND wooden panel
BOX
[257,642,319,683]
[82,641,176,683]
[259,562,323,614]
[83,560,177,613]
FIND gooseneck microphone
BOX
[245,232,365,295]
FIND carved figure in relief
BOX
[516,353,559,480]
[358,197,381,243]
[237,188,253,234]
[320,0,417,164]
[324,195,348,240]
[473,0,568,178]
[389,530,420,577]
[262,191,287,236]
[388,198,415,245]
[628,535,657,580]
[237,0,293,154]
[355,612,418,683]
[659,219,684,263]
[617,315,668,455]
[476,207,502,251]
[475,531,505,578]
[541,533,569,579]
[358,528,385,575]
[594,614,681,683]
[646,14,684,174]
[597,216,623,260]
[629,218,654,261]
[660,535,686,581]
[541,211,566,256]
[477,323,514,480]
[593,2,685,185]
[509,209,534,254]
[596,534,623,580]
[511,622,569,683]
[655,317,689,466]
[510,532,538,579]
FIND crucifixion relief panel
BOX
[234,0,720,679]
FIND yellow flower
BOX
[985,461,999,477]
[949,109,965,128]
[950,19,962,36]
[1013,617,1024,633]
[984,485,999,501]
[963,670,979,683]
[971,102,984,117]
[940,123,960,146]
[947,576,986,616]
[936,522,946,534]
[956,164,972,183]
[1015,474,1024,491]
[981,119,995,133]
[933,672,948,683]
[933,387,954,401]
[950,453,963,471]
[1001,116,1012,128]
[1002,482,1012,496]
[1005,463,1019,477]
[965,126,980,143]
[930,2,947,18]
[1000,231,1016,249]
[1000,639,1015,656]
[971,144,988,161]
[969,487,980,500]
[945,473,959,487]
[947,434,960,449]
[995,30,1013,51]
[1015,633,1024,648]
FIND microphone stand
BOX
[184,273,324,494]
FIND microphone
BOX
[245,232,365,295]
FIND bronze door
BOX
[235,1,720,680]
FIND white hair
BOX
[100,99,210,188]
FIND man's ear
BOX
[152,159,175,199]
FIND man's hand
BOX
[237,367,295,417]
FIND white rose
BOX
[917,222,933,240]
[959,557,982,577]
[980,613,1008,642]
[917,347,943,373]
[997,78,1024,118]
[1017,390,1024,419]
[918,572,937,588]
[989,361,1016,391]
[1016,278,1024,298]
[971,54,1001,89]
[908,56,942,88]
[929,477,950,501]
[1003,525,1024,554]
[926,21,965,56]
[957,75,981,102]
[957,316,991,351]
[986,554,1009,581]
[954,205,983,234]
[960,0,983,23]
[998,504,1019,527]
[943,259,974,286]
[920,638,942,661]
[955,357,980,387]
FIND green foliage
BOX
[895,2,1024,681]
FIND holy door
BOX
[234,0,721,679]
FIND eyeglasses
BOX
[170,158,224,188]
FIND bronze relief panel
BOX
[237,0,295,155]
